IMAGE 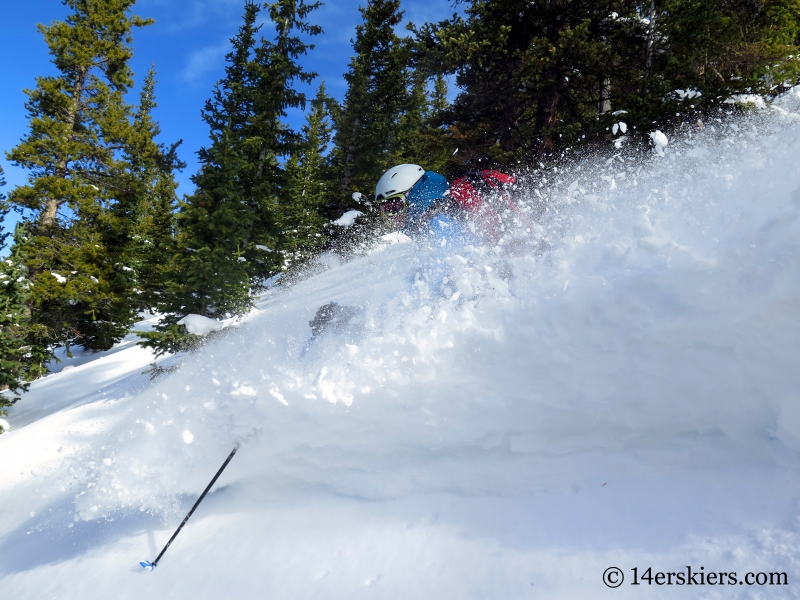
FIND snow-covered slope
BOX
[3,95,800,598]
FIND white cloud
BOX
[140,0,242,33]
[181,39,230,83]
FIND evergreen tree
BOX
[174,0,321,313]
[0,165,19,418]
[139,0,321,355]
[429,73,449,118]
[416,0,800,164]
[125,66,184,312]
[5,0,152,354]
[155,1,262,337]
[0,226,49,412]
[244,0,322,275]
[395,71,454,175]
[631,0,800,129]
[0,165,8,251]
[1,169,48,421]
[328,0,410,215]
[281,83,333,265]
[415,0,647,163]
[392,68,427,166]
[425,73,455,172]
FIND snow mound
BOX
[177,314,228,336]
[370,231,412,252]
[332,209,364,227]
[649,129,668,154]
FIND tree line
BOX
[1,0,798,414]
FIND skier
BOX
[306,164,527,346]
[375,163,528,246]
[375,164,454,236]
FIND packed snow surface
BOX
[3,101,800,598]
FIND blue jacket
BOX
[404,171,471,246]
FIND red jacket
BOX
[449,170,532,245]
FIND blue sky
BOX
[0,0,460,226]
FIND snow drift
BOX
[2,91,800,598]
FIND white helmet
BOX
[375,164,425,201]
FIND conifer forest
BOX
[2,0,799,416]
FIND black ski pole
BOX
[140,443,239,570]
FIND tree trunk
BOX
[499,92,525,153]
[646,0,656,76]
[41,68,85,229]
[339,118,359,196]
[534,80,560,151]
[598,78,611,114]
[533,9,570,154]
